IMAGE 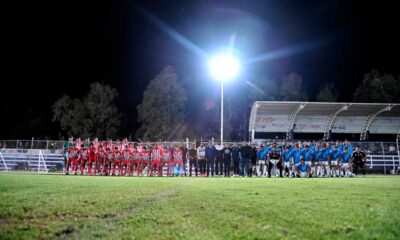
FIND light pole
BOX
[208,52,241,145]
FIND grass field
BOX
[0,174,399,240]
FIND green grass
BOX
[0,174,399,240]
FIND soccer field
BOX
[0,174,399,239]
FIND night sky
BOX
[2,0,399,139]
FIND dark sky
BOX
[2,0,400,139]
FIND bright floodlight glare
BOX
[208,53,241,82]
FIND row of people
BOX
[64,139,367,177]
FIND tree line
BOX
[52,68,400,141]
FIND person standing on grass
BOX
[188,144,198,177]
[239,141,250,177]
[268,145,282,177]
[215,141,224,176]
[79,144,90,175]
[248,144,257,177]
[223,144,232,177]
[330,145,342,177]
[205,141,216,177]
[197,143,206,176]
[351,146,366,176]
[173,147,184,177]
[65,143,80,175]
[88,143,97,176]
[231,142,240,176]
[256,145,265,177]
[121,145,132,176]
[341,147,352,177]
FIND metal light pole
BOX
[220,80,224,145]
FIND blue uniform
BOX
[282,151,292,163]
[314,150,322,162]
[257,149,265,161]
[303,149,314,162]
[321,149,331,162]
[331,150,342,162]
[291,150,304,165]
[342,151,352,164]
[297,163,308,172]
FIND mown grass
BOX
[0,173,399,239]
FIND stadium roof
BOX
[249,101,400,140]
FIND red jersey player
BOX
[109,146,122,176]
[66,143,80,175]
[173,147,183,177]
[132,146,141,176]
[150,144,163,176]
[79,144,90,175]
[88,143,97,176]
[121,145,131,176]
[96,146,107,175]
[141,148,150,176]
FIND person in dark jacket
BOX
[249,144,258,177]
[239,141,251,177]
[215,142,224,176]
[223,144,232,177]
[205,141,216,177]
[231,143,240,176]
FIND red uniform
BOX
[150,147,163,176]
[141,150,150,175]
[162,150,172,176]
[88,146,97,175]
[96,149,107,175]
[173,150,183,167]
[66,147,80,174]
[112,149,122,175]
[132,149,141,175]
[79,147,90,175]
[121,148,131,176]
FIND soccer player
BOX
[104,147,113,176]
[161,147,171,177]
[112,146,122,176]
[121,145,131,176]
[131,146,141,176]
[296,159,310,178]
[150,143,163,176]
[256,145,266,177]
[79,144,90,175]
[88,143,97,176]
[267,145,282,177]
[188,144,198,177]
[351,146,366,176]
[303,145,314,169]
[197,143,206,176]
[66,143,80,175]
[96,145,107,175]
[330,145,343,177]
[141,147,151,176]
[318,145,330,177]
[291,145,304,177]
[173,147,184,177]
[281,146,292,177]
[341,147,353,177]
[311,145,321,177]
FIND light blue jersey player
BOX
[282,146,293,177]
[330,146,343,177]
[341,147,353,177]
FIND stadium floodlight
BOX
[208,52,241,144]
[208,53,241,82]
